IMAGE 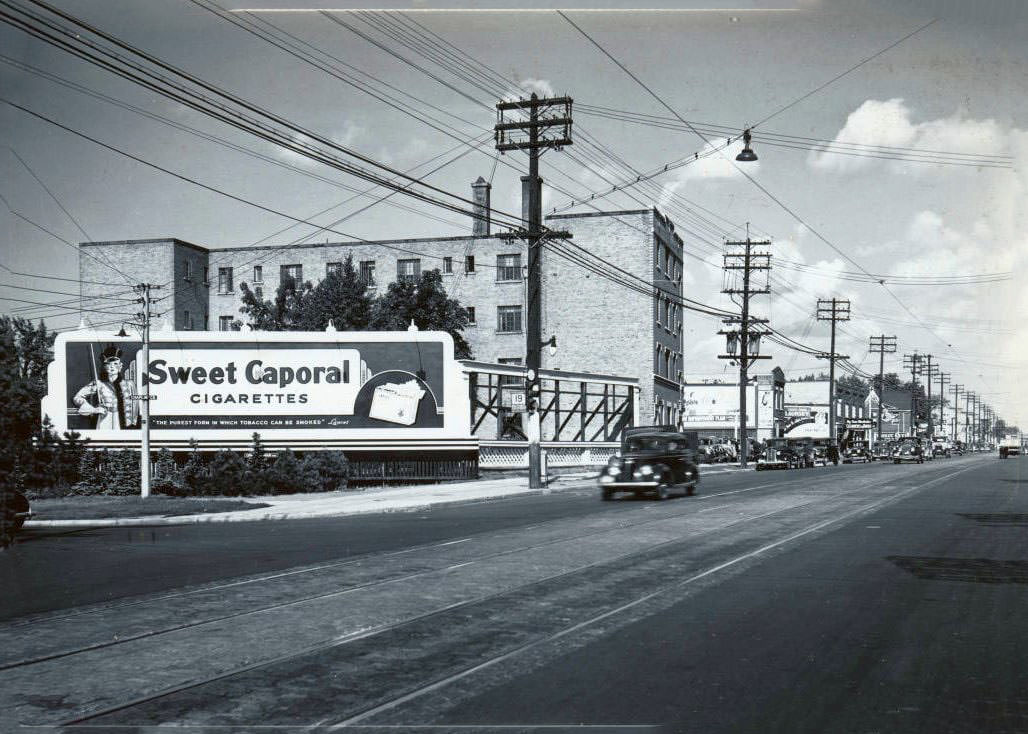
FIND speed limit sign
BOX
[510,392,527,413]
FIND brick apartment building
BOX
[78,180,686,425]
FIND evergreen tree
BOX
[182,440,208,495]
[207,450,249,496]
[266,450,305,494]
[106,450,140,495]
[247,432,268,472]
[153,448,184,496]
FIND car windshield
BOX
[626,437,666,452]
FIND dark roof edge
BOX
[82,237,209,253]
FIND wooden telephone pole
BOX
[868,334,897,448]
[816,299,851,449]
[718,235,772,468]
[495,93,573,488]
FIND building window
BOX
[183,310,192,330]
[183,261,192,281]
[281,264,302,285]
[498,357,523,386]
[664,350,671,378]
[496,254,522,282]
[218,267,233,294]
[443,256,453,274]
[253,265,263,283]
[465,255,475,273]
[219,315,234,331]
[204,312,209,331]
[203,266,209,285]
[466,306,476,325]
[327,262,342,277]
[397,258,421,283]
[664,299,672,328]
[497,305,522,334]
[359,260,376,286]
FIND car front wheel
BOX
[655,482,670,501]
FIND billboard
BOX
[42,330,475,451]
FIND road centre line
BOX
[332,462,980,728]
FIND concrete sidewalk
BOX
[24,464,749,528]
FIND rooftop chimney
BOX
[471,176,491,237]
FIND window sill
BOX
[495,279,524,284]
[496,330,524,336]
[217,291,234,296]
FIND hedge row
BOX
[23,433,348,498]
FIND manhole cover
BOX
[887,556,1028,584]
[959,513,1028,527]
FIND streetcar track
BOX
[327,463,980,729]
[2,465,945,676]
[50,468,943,728]
[2,481,819,674]
[4,472,792,631]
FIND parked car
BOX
[1,487,31,548]
[893,437,925,464]
[599,430,700,501]
[932,437,953,458]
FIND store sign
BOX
[41,331,473,449]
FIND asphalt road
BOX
[2,454,1025,733]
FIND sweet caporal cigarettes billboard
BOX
[42,330,475,451]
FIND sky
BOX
[1,0,1026,429]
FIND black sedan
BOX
[599,432,700,501]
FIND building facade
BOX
[78,184,685,426]
[678,368,786,441]
[783,379,870,438]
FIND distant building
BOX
[678,368,786,440]
[77,182,685,426]
[866,386,915,438]
[783,378,869,438]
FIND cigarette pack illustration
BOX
[368,379,426,426]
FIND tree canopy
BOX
[236,256,472,358]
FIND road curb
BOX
[22,482,590,529]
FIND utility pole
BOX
[922,355,934,437]
[718,235,772,468]
[936,371,951,437]
[495,93,572,489]
[135,283,160,498]
[951,384,964,441]
[816,299,851,450]
[965,391,974,447]
[902,352,922,437]
[868,335,897,448]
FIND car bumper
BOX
[598,480,659,489]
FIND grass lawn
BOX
[29,496,269,520]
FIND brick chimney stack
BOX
[471,177,491,236]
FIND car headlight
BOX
[606,466,620,476]
[608,456,622,468]
[640,465,654,476]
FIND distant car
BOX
[932,438,953,458]
[842,442,872,463]
[599,431,700,501]
[893,438,925,464]
[1,487,31,548]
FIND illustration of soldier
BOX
[72,344,140,430]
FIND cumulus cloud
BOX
[809,98,1007,174]
[273,121,364,169]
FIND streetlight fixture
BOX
[736,129,758,162]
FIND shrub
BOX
[299,451,348,492]
[207,450,250,496]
